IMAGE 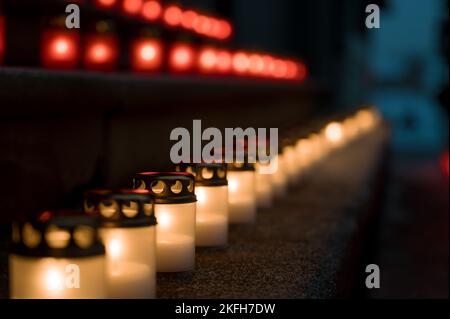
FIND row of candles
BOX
[70,0,233,40]
[8,108,381,299]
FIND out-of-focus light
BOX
[169,44,195,72]
[194,15,213,35]
[163,5,183,26]
[232,52,249,74]
[261,55,274,77]
[122,0,143,15]
[356,109,376,131]
[84,35,118,71]
[248,54,264,75]
[94,0,117,8]
[441,151,449,178]
[272,59,288,78]
[181,10,197,29]
[0,16,4,65]
[41,30,80,69]
[217,20,232,40]
[285,61,298,79]
[198,48,217,72]
[216,50,232,73]
[142,0,162,21]
[296,62,307,81]
[131,38,162,72]
[324,122,344,144]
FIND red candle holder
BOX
[41,29,80,69]
[84,34,119,71]
[130,37,162,72]
[93,0,118,9]
[122,0,143,16]
[198,47,217,73]
[0,16,4,65]
[163,5,183,27]
[141,0,162,21]
[169,43,195,72]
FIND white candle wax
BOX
[156,233,195,272]
[228,171,256,224]
[108,262,154,299]
[196,214,227,247]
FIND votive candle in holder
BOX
[84,189,157,299]
[271,152,288,198]
[227,162,257,224]
[9,212,106,299]
[255,161,274,208]
[176,163,229,247]
[134,172,196,272]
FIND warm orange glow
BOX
[217,20,232,40]
[163,5,183,26]
[198,48,217,72]
[142,0,162,21]
[193,15,213,35]
[216,50,232,72]
[122,0,143,14]
[296,62,307,81]
[84,35,118,71]
[285,61,298,79]
[169,44,195,71]
[41,30,80,69]
[324,122,344,144]
[248,54,264,75]
[181,10,198,29]
[232,52,250,74]
[272,59,288,78]
[131,38,162,72]
[94,0,117,8]
[261,55,274,77]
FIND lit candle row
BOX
[91,0,232,40]
[38,27,306,81]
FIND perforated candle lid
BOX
[175,163,228,187]
[11,211,105,258]
[134,172,197,204]
[84,189,156,228]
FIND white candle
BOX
[195,185,228,247]
[271,155,288,198]
[108,262,154,299]
[156,233,195,272]
[255,168,273,208]
[228,171,256,224]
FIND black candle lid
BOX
[11,211,105,258]
[134,172,197,204]
[175,163,228,187]
[84,189,157,228]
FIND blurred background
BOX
[0,0,448,298]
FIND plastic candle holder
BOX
[84,189,157,299]
[134,172,196,272]
[9,212,106,299]
[176,163,229,247]
[227,162,257,224]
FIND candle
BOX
[324,121,344,148]
[227,164,256,224]
[134,172,197,272]
[130,37,163,72]
[255,162,273,208]
[271,154,288,198]
[9,213,106,299]
[282,144,299,184]
[41,28,80,69]
[84,31,118,71]
[84,189,157,299]
[176,163,229,247]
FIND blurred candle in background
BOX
[141,0,162,21]
[176,163,229,247]
[84,189,157,299]
[169,43,195,72]
[41,28,80,69]
[130,37,162,72]
[134,173,196,272]
[84,21,118,71]
[227,162,256,224]
[271,152,288,198]
[9,212,106,299]
[324,121,344,149]
[122,0,143,16]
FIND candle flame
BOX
[109,239,121,259]
[45,268,64,291]
[158,211,171,228]
[228,178,238,193]
[324,122,343,143]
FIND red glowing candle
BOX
[0,16,4,65]
[216,50,232,73]
[181,10,197,30]
[84,34,118,71]
[194,15,213,36]
[122,0,143,15]
[94,0,117,9]
[261,55,274,78]
[248,54,264,76]
[163,5,183,27]
[169,44,195,72]
[232,52,249,75]
[198,48,217,73]
[272,59,288,79]
[142,0,162,21]
[41,30,80,69]
[296,62,307,81]
[216,20,232,40]
[131,38,162,72]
